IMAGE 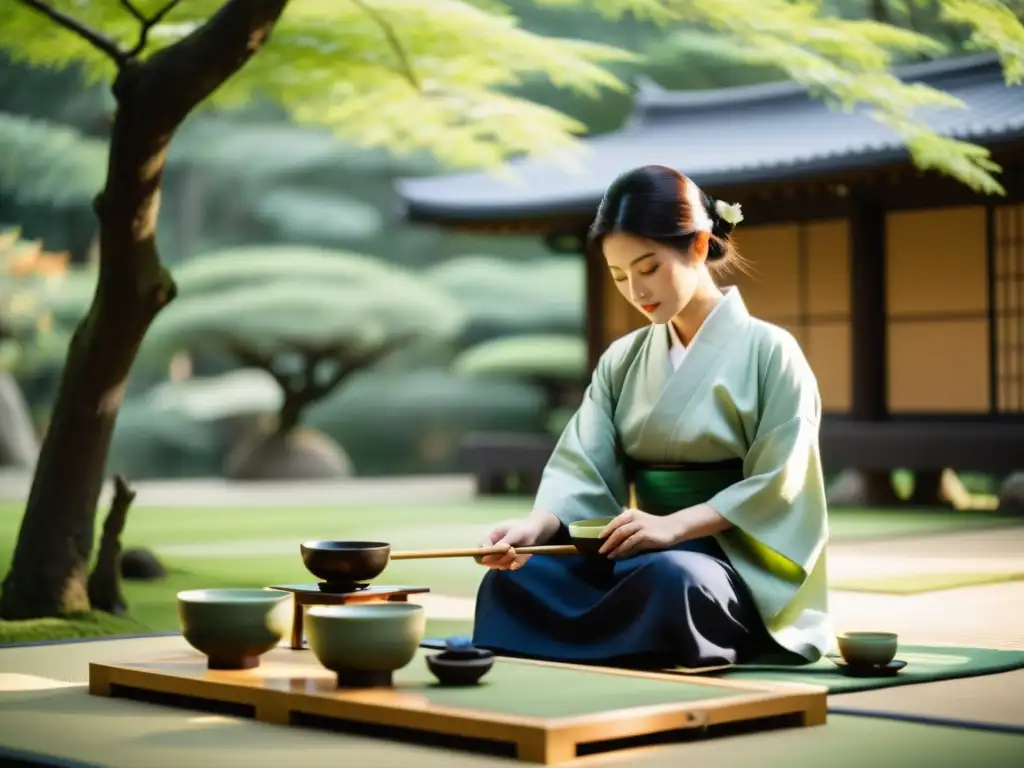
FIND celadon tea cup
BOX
[836,631,898,667]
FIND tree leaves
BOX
[0,1,635,170]
[938,0,1024,84]
[0,1,1020,192]
[646,0,1011,194]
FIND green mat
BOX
[391,649,746,718]
[688,646,1024,694]
[832,571,1024,595]
[422,631,1024,695]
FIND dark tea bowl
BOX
[300,540,391,585]
[426,636,494,686]
[567,517,614,563]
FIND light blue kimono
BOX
[474,288,833,666]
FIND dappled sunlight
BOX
[0,673,81,692]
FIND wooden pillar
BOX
[828,197,902,506]
[543,226,603,372]
[849,199,888,420]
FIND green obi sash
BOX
[629,459,744,516]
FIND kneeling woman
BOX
[472,165,833,669]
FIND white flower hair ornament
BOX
[714,199,744,226]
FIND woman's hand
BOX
[598,508,684,559]
[476,517,544,571]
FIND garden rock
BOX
[120,548,167,581]
[997,472,1024,515]
[224,426,354,480]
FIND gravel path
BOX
[0,470,477,507]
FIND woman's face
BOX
[603,231,708,324]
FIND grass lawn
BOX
[0,498,1019,643]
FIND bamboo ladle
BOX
[299,540,579,586]
[393,544,578,560]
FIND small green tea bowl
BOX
[306,603,426,688]
[567,517,614,560]
[177,588,290,670]
[836,631,899,667]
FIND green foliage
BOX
[105,366,551,478]
[248,187,383,243]
[936,0,1024,82]
[453,333,587,382]
[306,367,550,474]
[107,399,227,479]
[138,246,466,364]
[0,0,634,171]
[145,368,282,422]
[423,254,584,339]
[645,0,1024,194]
[0,111,107,205]
[3,1,1019,194]
[167,244,408,295]
[167,116,439,179]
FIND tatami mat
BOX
[0,635,188,684]
[0,681,1021,767]
[830,669,1024,733]
[1,635,1023,768]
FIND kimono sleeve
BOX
[707,332,828,582]
[532,344,631,525]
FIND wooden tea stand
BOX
[268,583,430,650]
[89,646,827,764]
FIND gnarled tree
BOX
[0,1,297,619]
[134,246,466,479]
[0,0,635,620]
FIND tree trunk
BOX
[0,89,174,619]
[277,387,311,436]
[87,475,137,616]
[0,0,292,621]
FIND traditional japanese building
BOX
[396,53,1024,476]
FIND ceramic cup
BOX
[177,588,291,670]
[836,631,899,667]
[306,603,426,688]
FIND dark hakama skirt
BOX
[472,461,788,668]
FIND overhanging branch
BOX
[121,0,182,58]
[17,0,127,64]
[140,0,293,132]
[351,0,420,91]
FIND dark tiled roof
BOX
[397,54,1023,223]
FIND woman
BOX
[471,164,833,670]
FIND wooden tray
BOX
[89,647,826,764]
